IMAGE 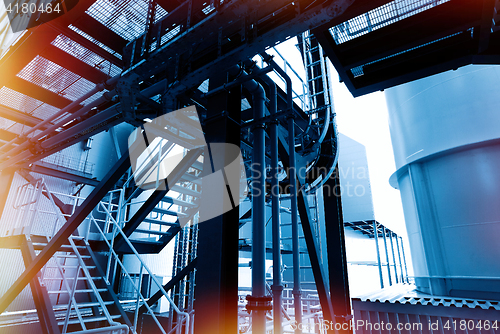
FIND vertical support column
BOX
[323,165,352,334]
[389,232,399,284]
[0,168,15,223]
[288,116,302,334]
[194,76,241,334]
[382,226,392,286]
[266,79,283,334]
[400,237,409,283]
[395,234,404,283]
[20,236,61,334]
[373,221,384,289]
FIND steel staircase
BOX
[40,236,130,334]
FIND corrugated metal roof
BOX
[354,284,500,311]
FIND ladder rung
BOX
[310,91,325,97]
[307,76,323,82]
[306,60,321,67]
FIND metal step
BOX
[54,254,92,259]
[179,173,202,185]
[143,218,180,226]
[46,265,96,270]
[57,314,122,326]
[53,301,114,310]
[161,196,197,208]
[43,276,103,281]
[48,288,107,294]
[134,229,176,236]
[192,160,203,171]
[170,185,201,197]
[152,207,188,217]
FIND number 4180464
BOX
[443,320,498,331]
[5,2,61,14]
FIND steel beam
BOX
[322,166,352,333]
[27,164,100,186]
[6,76,72,109]
[0,129,19,143]
[72,14,128,55]
[40,45,110,84]
[59,27,123,67]
[0,168,15,223]
[0,105,49,129]
[20,235,61,334]
[0,151,132,314]
[194,77,241,334]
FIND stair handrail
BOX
[90,203,190,334]
[88,213,170,334]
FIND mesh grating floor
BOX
[31,103,62,120]
[17,55,96,102]
[86,0,168,42]
[0,86,44,114]
[5,123,30,135]
[349,30,466,77]
[0,116,16,131]
[51,35,122,77]
[329,0,450,44]
[68,25,123,60]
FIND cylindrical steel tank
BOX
[386,65,500,299]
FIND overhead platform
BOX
[313,0,500,96]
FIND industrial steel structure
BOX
[0,0,499,333]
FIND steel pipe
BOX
[263,75,283,334]
[228,65,268,334]
[288,115,302,333]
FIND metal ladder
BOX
[41,236,129,334]
[301,30,331,115]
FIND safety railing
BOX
[87,201,190,334]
